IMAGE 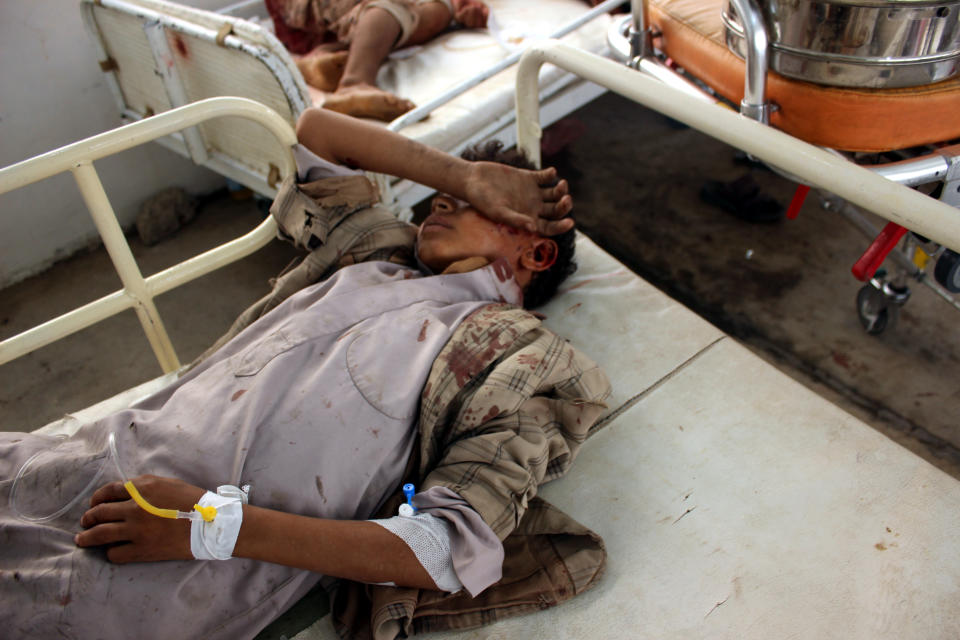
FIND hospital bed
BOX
[603,0,960,334]
[2,82,959,637]
[78,0,620,213]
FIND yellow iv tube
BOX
[108,433,217,522]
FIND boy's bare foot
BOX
[295,50,349,92]
[322,84,415,121]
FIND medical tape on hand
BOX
[190,485,248,560]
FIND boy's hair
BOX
[460,141,577,309]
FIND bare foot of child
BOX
[322,84,415,121]
[295,50,349,92]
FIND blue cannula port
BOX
[402,483,416,512]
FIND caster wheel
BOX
[934,249,960,293]
[856,285,898,335]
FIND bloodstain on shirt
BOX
[491,259,513,283]
[315,476,327,504]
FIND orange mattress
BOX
[648,0,960,152]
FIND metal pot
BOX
[723,0,960,88]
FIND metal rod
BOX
[515,40,960,250]
[629,0,652,59]
[0,97,295,193]
[920,272,960,311]
[870,154,951,187]
[71,161,181,372]
[0,292,134,367]
[728,0,770,123]
[387,0,626,132]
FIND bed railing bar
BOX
[72,160,182,372]
[0,292,134,369]
[145,216,279,298]
[515,40,960,251]
[0,98,295,193]
[387,0,627,132]
[0,97,297,370]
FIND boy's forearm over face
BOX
[296,108,472,197]
[295,108,573,234]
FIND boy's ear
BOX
[521,237,558,273]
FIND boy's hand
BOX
[452,0,489,28]
[463,162,574,236]
[75,475,204,563]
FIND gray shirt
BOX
[0,259,520,639]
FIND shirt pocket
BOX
[346,323,434,421]
[233,329,304,377]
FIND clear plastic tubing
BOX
[10,432,212,523]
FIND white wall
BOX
[0,0,234,288]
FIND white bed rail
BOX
[0,97,296,372]
[515,40,960,252]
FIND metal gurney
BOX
[603,0,960,334]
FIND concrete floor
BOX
[555,93,960,480]
[2,92,959,483]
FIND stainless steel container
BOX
[723,0,960,88]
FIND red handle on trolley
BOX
[851,222,907,282]
[786,184,810,220]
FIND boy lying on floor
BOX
[267,0,489,120]
[0,108,610,640]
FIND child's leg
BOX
[295,48,349,92]
[321,1,453,120]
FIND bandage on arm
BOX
[371,486,505,595]
[372,513,463,592]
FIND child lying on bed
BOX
[0,107,610,639]
[266,0,489,121]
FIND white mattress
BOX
[32,233,960,638]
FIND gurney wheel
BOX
[934,250,960,293]
[856,285,897,335]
